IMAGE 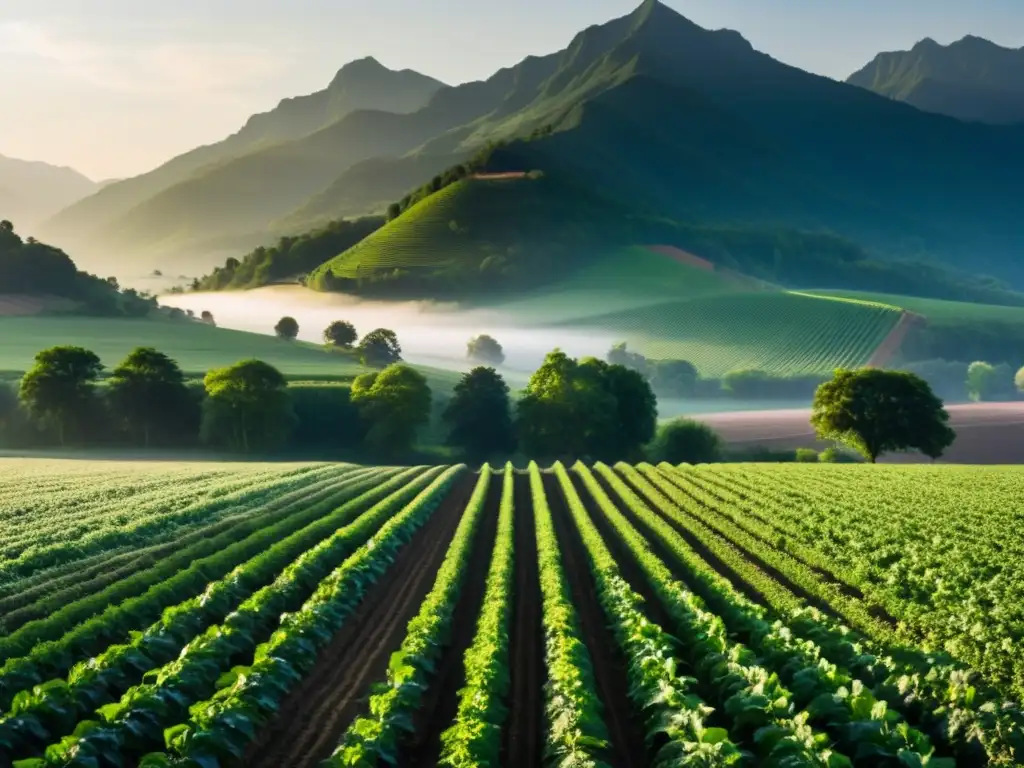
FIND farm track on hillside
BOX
[243,474,477,768]
[4,459,1024,767]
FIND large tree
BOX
[466,335,506,366]
[350,364,431,453]
[811,368,955,463]
[200,359,293,452]
[648,419,723,464]
[274,316,299,340]
[516,350,656,461]
[357,328,402,368]
[323,320,358,349]
[19,346,103,446]
[107,347,193,446]
[443,367,515,459]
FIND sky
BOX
[2,0,1022,180]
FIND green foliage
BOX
[1016,366,1024,393]
[795,448,819,463]
[647,419,723,465]
[193,217,384,291]
[811,369,955,462]
[274,316,299,340]
[966,361,1004,402]
[357,328,402,368]
[18,346,103,446]
[442,367,515,460]
[201,359,294,453]
[323,320,358,349]
[466,334,505,365]
[350,364,431,454]
[326,469,492,766]
[438,464,515,767]
[107,347,195,447]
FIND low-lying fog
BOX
[159,286,616,382]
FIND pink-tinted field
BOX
[698,402,1024,463]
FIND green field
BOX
[0,316,363,377]
[557,291,902,376]
[811,289,1024,325]
[0,458,1021,766]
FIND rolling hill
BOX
[0,155,97,234]
[848,36,1024,124]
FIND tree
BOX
[650,359,698,398]
[200,359,293,452]
[466,334,505,365]
[647,419,723,464]
[350,364,431,453]
[357,328,402,367]
[1016,365,1024,394]
[443,367,515,459]
[200,310,216,326]
[19,346,104,446]
[275,316,299,340]
[607,342,650,377]
[516,350,656,461]
[811,368,955,463]
[107,347,192,447]
[323,320,357,349]
[966,361,1000,402]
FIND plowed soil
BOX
[402,475,503,766]
[243,474,477,768]
[546,473,648,768]
[501,472,544,768]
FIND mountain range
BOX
[847,35,1024,124]
[0,155,99,233]
[32,0,1024,289]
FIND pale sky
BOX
[2,0,1022,180]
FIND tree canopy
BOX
[466,335,506,366]
[324,320,358,349]
[516,349,656,461]
[18,346,104,446]
[201,359,293,452]
[811,368,955,462]
[108,347,194,446]
[443,366,515,459]
[275,316,299,340]
[350,364,431,454]
[648,419,723,464]
[357,328,402,368]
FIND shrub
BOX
[647,419,722,464]
[795,448,819,462]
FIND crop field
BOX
[808,290,1024,325]
[1,459,1022,767]
[559,292,902,377]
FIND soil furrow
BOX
[243,474,477,768]
[403,473,503,767]
[547,473,647,768]
[501,471,544,768]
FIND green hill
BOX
[555,292,902,377]
[847,36,1024,124]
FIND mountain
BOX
[39,58,445,271]
[847,36,1024,124]
[0,155,98,233]
[46,0,1024,290]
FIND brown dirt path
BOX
[402,475,503,767]
[546,473,648,768]
[501,472,544,768]
[865,311,924,367]
[242,474,477,768]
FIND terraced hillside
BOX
[1,457,1021,766]
[555,291,903,376]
